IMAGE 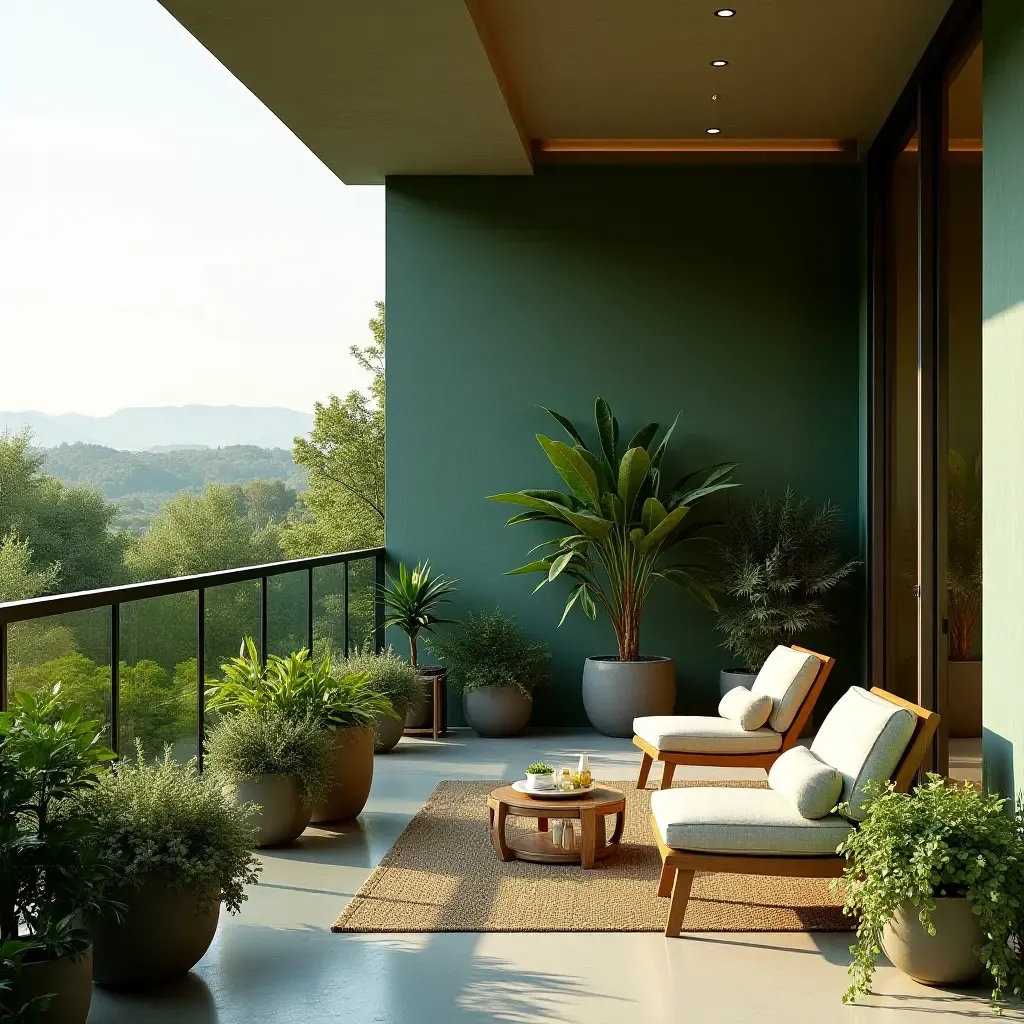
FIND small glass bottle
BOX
[559,768,574,792]
[577,754,592,788]
[561,821,575,851]
[551,819,564,847]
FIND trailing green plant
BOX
[337,646,423,717]
[526,763,553,775]
[80,745,262,914]
[948,449,982,661]
[835,775,1024,1008]
[205,708,334,806]
[425,609,549,696]
[0,686,117,976]
[207,637,395,729]
[489,398,736,661]
[378,561,459,667]
[715,488,859,672]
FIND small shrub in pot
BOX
[425,610,549,737]
[337,647,423,752]
[205,708,334,846]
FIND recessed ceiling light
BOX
[711,60,729,67]
[706,128,721,135]
[715,8,737,16]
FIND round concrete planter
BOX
[373,709,406,753]
[881,897,983,986]
[9,946,92,1024]
[309,724,374,823]
[582,656,676,737]
[227,774,311,848]
[719,668,757,699]
[91,877,220,989]
[462,686,532,737]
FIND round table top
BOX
[488,784,624,815]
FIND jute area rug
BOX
[332,780,851,934]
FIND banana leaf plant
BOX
[488,398,738,662]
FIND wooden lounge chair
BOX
[649,687,939,937]
[633,645,835,790]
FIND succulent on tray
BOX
[526,763,553,775]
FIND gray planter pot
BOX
[374,709,405,752]
[881,897,983,986]
[462,686,532,737]
[91,876,220,989]
[582,656,676,737]
[226,774,311,848]
[9,947,92,1024]
[719,668,758,699]
[948,660,982,738]
[309,725,374,823]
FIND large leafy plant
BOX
[836,775,1024,1008]
[378,561,459,667]
[0,687,117,974]
[715,489,859,671]
[948,449,982,661]
[425,609,550,697]
[489,398,736,661]
[207,638,394,729]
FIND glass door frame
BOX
[867,0,981,776]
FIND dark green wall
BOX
[386,166,863,726]
[982,0,1024,796]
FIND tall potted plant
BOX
[0,688,116,1024]
[378,561,459,730]
[947,449,982,737]
[715,489,859,698]
[489,398,736,736]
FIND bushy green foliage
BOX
[836,775,1024,1007]
[526,763,552,775]
[81,746,261,914]
[208,638,395,729]
[425,610,549,697]
[339,646,423,716]
[205,708,333,805]
[715,489,859,671]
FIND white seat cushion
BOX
[750,646,821,733]
[768,746,844,819]
[810,687,917,822]
[651,786,853,856]
[633,715,782,754]
[718,687,774,730]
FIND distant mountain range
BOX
[0,405,314,451]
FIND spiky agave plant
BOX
[488,398,737,662]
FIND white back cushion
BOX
[810,687,917,821]
[768,745,844,819]
[718,687,774,731]
[749,646,821,733]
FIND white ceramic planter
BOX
[526,771,555,790]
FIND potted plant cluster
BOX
[207,638,394,824]
[337,646,424,752]
[0,687,116,1024]
[836,775,1024,1007]
[715,488,859,698]
[947,449,982,737]
[425,609,549,737]
[205,707,334,847]
[490,398,736,736]
[378,560,459,731]
[81,745,261,990]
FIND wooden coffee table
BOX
[486,785,626,869]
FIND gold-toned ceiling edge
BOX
[534,138,859,165]
[903,138,983,152]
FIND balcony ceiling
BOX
[158,0,952,184]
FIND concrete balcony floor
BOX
[90,729,1012,1024]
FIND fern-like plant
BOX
[715,489,859,671]
[948,449,982,661]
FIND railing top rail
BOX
[0,547,386,625]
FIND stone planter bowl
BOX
[582,656,676,737]
[373,709,406,753]
[462,685,532,737]
[309,724,374,823]
[227,773,311,848]
[881,897,984,986]
[9,946,92,1023]
[719,667,758,699]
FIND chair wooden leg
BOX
[657,862,675,898]
[664,869,694,937]
[636,751,654,790]
[659,762,676,790]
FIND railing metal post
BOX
[0,622,7,713]
[374,551,385,654]
[259,575,268,665]
[110,603,120,756]
[306,567,314,655]
[343,561,350,656]
[197,588,205,772]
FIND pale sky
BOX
[0,0,384,416]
